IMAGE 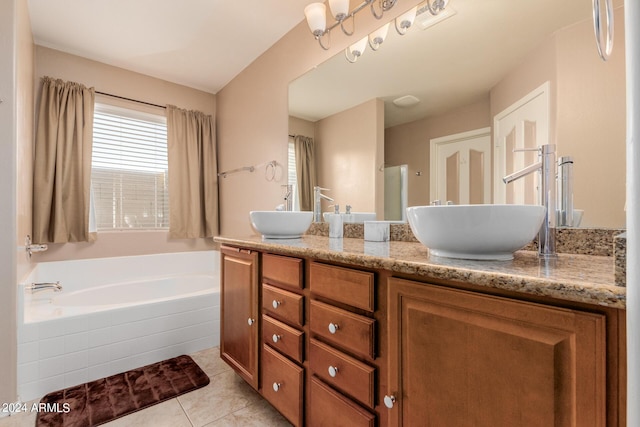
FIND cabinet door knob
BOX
[272,334,282,343]
[384,395,396,409]
[328,365,339,377]
[273,382,281,392]
[247,318,255,326]
[272,300,281,309]
[328,322,339,334]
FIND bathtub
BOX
[18,251,220,403]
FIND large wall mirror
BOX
[288,0,625,228]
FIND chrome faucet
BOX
[502,144,557,259]
[313,186,334,222]
[557,156,574,227]
[281,184,293,211]
[26,281,63,293]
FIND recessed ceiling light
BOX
[393,95,420,108]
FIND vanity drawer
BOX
[310,262,374,312]
[262,283,304,327]
[263,253,303,289]
[309,376,375,427]
[310,300,375,359]
[309,338,375,409]
[262,314,304,363]
[261,344,304,427]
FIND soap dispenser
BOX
[329,205,343,238]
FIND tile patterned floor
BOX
[0,348,292,427]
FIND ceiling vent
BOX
[416,5,456,31]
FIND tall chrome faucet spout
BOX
[313,186,334,222]
[502,144,557,259]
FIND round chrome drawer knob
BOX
[247,318,255,326]
[328,322,339,334]
[272,300,281,309]
[328,366,339,377]
[384,395,396,409]
[272,334,282,343]
[273,382,281,392]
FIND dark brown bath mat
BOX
[36,354,209,427]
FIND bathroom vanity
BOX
[216,235,626,427]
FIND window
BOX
[91,103,168,230]
[288,139,299,211]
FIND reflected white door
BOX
[430,128,491,204]
[494,82,550,204]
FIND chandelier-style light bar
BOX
[304,0,399,50]
[340,0,451,63]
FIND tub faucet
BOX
[502,144,557,259]
[26,281,63,293]
[313,186,334,222]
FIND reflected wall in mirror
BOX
[288,0,626,228]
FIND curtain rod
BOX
[95,91,165,109]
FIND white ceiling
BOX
[27,0,312,94]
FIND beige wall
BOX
[492,12,626,228]
[16,0,33,282]
[385,96,491,207]
[289,116,315,139]
[216,0,424,236]
[33,46,218,261]
[555,10,626,228]
[1,0,32,405]
[316,98,383,216]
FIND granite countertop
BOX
[214,235,625,309]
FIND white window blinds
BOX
[92,103,169,230]
[288,140,300,211]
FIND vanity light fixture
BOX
[345,36,368,63]
[369,23,390,51]
[304,0,398,50]
[394,6,417,35]
[304,0,455,63]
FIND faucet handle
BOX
[513,144,556,154]
[513,147,541,153]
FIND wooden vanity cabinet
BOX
[220,246,623,426]
[220,245,260,389]
[308,262,378,426]
[260,253,306,426]
[385,277,608,427]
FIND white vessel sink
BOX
[406,204,546,260]
[250,211,313,239]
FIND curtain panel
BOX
[166,105,219,239]
[294,135,317,212]
[32,77,95,243]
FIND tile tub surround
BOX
[17,251,221,403]
[216,235,625,309]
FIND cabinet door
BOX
[386,277,606,427]
[220,246,259,389]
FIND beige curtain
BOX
[33,77,95,243]
[166,105,219,238]
[294,135,317,212]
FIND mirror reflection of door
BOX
[430,128,492,205]
[494,82,550,204]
